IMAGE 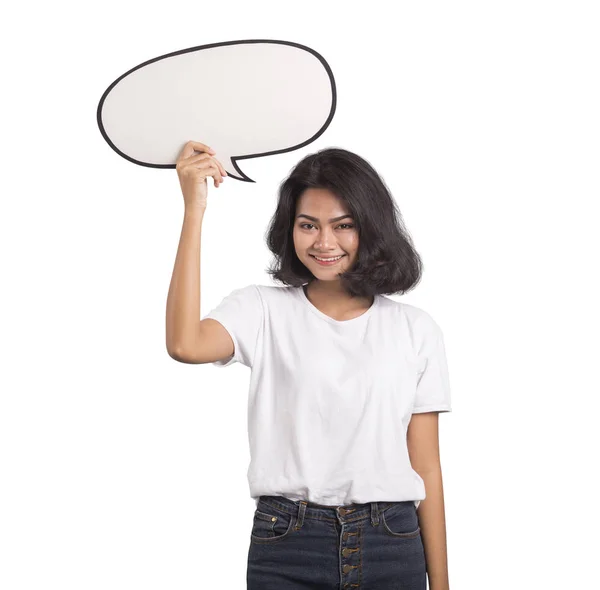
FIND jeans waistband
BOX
[257,494,411,525]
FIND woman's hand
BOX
[175,140,228,210]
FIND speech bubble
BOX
[97,39,337,182]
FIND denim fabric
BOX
[247,495,426,590]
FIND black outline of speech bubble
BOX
[97,38,337,183]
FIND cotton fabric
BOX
[202,284,452,509]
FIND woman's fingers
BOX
[212,155,227,178]
[188,140,215,158]
[213,162,223,187]
[176,140,215,165]
[176,141,228,188]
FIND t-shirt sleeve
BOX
[200,284,263,368]
[412,314,452,414]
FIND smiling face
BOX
[293,188,359,281]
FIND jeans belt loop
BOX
[295,500,308,530]
[371,501,380,526]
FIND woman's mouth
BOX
[310,254,346,266]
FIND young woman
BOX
[167,140,452,590]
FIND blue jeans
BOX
[247,495,426,589]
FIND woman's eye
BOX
[299,223,354,230]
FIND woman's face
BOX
[293,188,359,281]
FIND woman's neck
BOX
[303,281,374,313]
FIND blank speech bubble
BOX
[96,39,337,182]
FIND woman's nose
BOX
[314,228,335,247]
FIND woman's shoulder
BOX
[378,295,441,333]
[250,283,299,305]
[253,283,298,295]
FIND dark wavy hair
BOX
[264,147,423,298]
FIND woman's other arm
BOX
[407,412,450,590]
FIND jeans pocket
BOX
[381,502,421,538]
[250,503,295,544]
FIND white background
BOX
[2,1,599,588]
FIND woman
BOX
[166,140,452,590]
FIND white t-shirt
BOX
[202,284,452,509]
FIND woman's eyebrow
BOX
[296,214,353,222]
